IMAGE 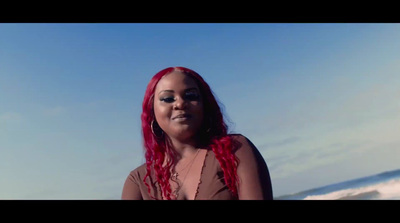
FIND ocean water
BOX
[276,168,400,200]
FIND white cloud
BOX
[264,109,400,192]
[0,112,23,123]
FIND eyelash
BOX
[160,93,200,103]
[160,97,175,103]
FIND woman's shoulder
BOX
[228,133,254,148]
[229,133,248,142]
[127,163,147,180]
[228,133,259,156]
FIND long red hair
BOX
[141,67,238,199]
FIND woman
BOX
[122,67,273,200]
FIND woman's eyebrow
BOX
[184,87,198,92]
[158,88,198,95]
[158,90,174,95]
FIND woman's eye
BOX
[185,92,200,101]
[160,97,175,103]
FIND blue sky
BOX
[1,23,400,199]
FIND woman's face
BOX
[153,71,204,142]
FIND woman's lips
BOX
[172,113,192,120]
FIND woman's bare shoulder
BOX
[229,133,248,143]
[229,133,243,138]
[229,134,254,150]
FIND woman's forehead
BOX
[155,71,199,93]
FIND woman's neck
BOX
[168,137,199,159]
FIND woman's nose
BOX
[173,97,187,110]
